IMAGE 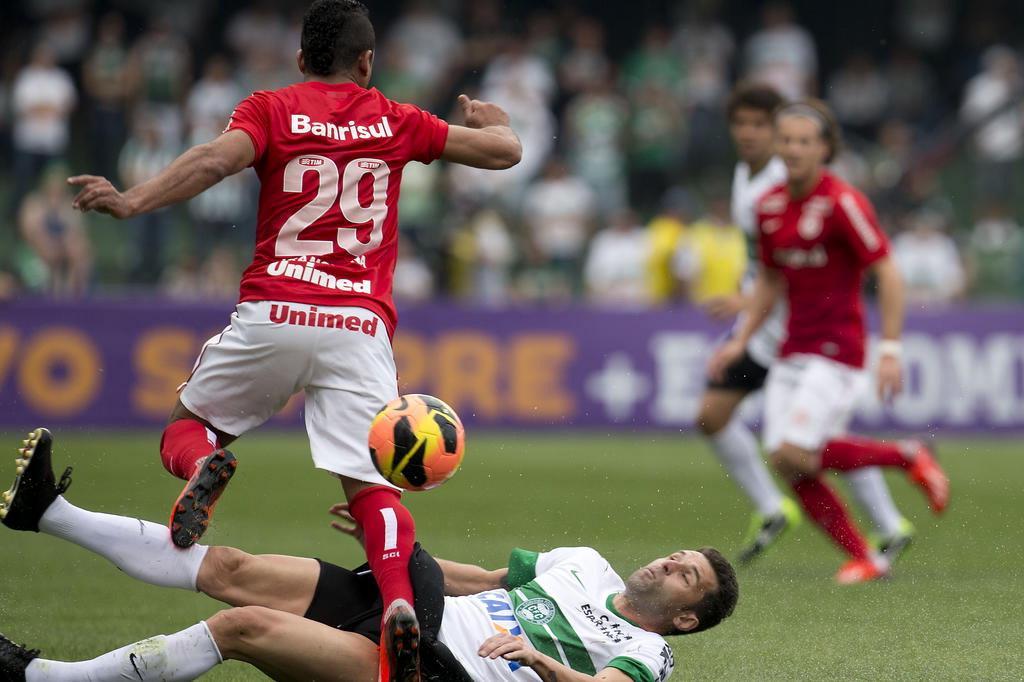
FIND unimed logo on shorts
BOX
[269,304,379,336]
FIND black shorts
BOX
[706,349,769,392]
[303,543,472,681]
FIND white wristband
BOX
[878,340,903,358]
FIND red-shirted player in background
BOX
[67,1,521,679]
[710,99,949,585]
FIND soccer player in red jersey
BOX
[67,1,521,678]
[710,99,949,585]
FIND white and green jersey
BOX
[438,547,675,681]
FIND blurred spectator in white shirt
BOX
[482,39,556,105]
[186,58,253,251]
[827,53,889,138]
[448,207,517,305]
[18,165,91,297]
[450,81,555,205]
[11,43,76,213]
[384,0,462,101]
[187,55,243,136]
[584,210,651,307]
[523,158,596,278]
[226,1,286,64]
[892,209,965,305]
[393,238,436,303]
[743,2,817,100]
[960,45,1024,202]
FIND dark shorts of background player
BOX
[303,543,472,681]
[706,348,770,392]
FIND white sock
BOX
[39,496,208,591]
[842,468,905,537]
[25,621,222,681]
[709,419,784,517]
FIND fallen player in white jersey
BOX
[0,429,738,681]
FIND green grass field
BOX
[1,431,1021,680]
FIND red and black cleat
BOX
[379,599,420,682]
[169,449,237,548]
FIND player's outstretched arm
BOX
[708,267,782,380]
[434,558,508,596]
[68,129,255,219]
[479,633,632,681]
[872,255,905,401]
[441,94,522,170]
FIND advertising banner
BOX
[1,299,1021,433]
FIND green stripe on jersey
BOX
[511,584,597,675]
[607,655,655,682]
[506,548,539,589]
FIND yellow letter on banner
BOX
[18,328,102,416]
[434,332,501,419]
[509,334,575,420]
[133,328,198,418]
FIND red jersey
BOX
[756,171,890,368]
[225,81,449,335]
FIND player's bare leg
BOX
[210,606,379,681]
[697,389,801,563]
[162,399,239,548]
[771,443,888,584]
[342,476,420,682]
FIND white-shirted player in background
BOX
[694,83,913,565]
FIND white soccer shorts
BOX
[179,301,398,486]
[762,353,869,454]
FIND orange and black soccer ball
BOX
[368,394,466,491]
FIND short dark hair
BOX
[727,81,785,121]
[776,97,843,163]
[301,0,375,77]
[678,547,739,635]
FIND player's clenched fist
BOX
[67,175,135,219]
[457,94,511,129]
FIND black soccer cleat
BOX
[1,428,71,532]
[169,449,237,549]
[380,599,420,682]
[0,633,40,682]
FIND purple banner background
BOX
[1,299,1022,433]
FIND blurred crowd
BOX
[1,0,1023,305]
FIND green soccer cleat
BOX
[737,497,802,565]
[873,517,916,567]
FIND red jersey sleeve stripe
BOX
[838,193,881,252]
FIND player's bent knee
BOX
[771,445,817,478]
[197,546,252,599]
[206,606,282,660]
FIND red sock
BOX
[348,486,416,609]
[160,420,219,480]
[821,436,910,471]
[791,477,870,560]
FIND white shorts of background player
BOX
[762,353,869,454]
[179,301,398,488]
